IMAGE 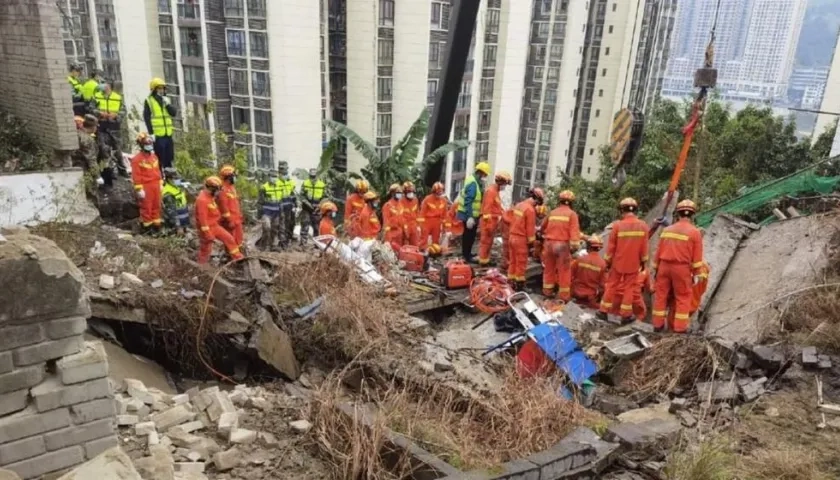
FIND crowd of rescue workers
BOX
[66,68,708,334]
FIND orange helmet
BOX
[619,197,638,209]
[495,171,512,185]
[535,205,548,217]
[356,179,370,193]
[204,176,223,189]
[388,183,403,195]
[529,187,545,202]
[136,132,153,146]
[320,201,338,214]
[559,190,576,202]
[363,191,378,201]
[676,199,697,214]
[219,164,236,178]
[403,181,415,193]
[587,234,603,249]
[432,182,444,194]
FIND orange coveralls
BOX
[400,197,420,246]
[507,199,536,282]
[218,184,243,247]
[478,184,504,265]
[652,218,704,333]
[571,252,607,308]
[540,205,581,301]
[195,189,243,264]
[600,213,650,321]
[130,152,162,228]
[500,208,513,271]
[319,216,336,236]
[666,261,710,326]
[344,192,365,237]
[382,198,405,250]
[419,193,447,248]
[632,267,653,320]
[357,203,381,240]
[444,201,464,237]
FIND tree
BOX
[323,109,469,197]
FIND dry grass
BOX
[620,336,719,401]
[738,447,833,480]
[664,438,737,480]
[779,282,840,353]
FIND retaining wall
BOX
[0,228,117,479]
[0,169,98,227]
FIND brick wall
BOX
[0,0,77,153]
[0,228,117,479]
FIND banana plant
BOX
[323,109,469,197]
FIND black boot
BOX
[595,311,608,321]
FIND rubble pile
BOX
[113,378,324,479]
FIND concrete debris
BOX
[802,346,819,367]
[696,381,739,402]
[668,398,688,413]
[676,410,698,428]
[89,241,108,258]
[739,377,767,402]
[595,394,639,415]
[289,419,312,434]
[212,448,240,472]
[150,280,164,289]
[818,355,832,370]
[229,428,257,444]
[604,333,652,360]
[57,447,141,480]
[605,418,682,449]
[0,234,7,245]
[613,322,655,335]
[179,289,205,299]
[99,274,115,290]
[765,406,780,417]
[748,345,786,374]
[119,272,144,286]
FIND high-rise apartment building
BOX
[814,32,840,145]
[663,0,807,103]
[627,0,678,114]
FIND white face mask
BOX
[406,192,415,199]
[330,212,337,218]
[395,193,403,200]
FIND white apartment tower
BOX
[814,31,840,149]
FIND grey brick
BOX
[0,435,46,465]
[13,337,83,367]
[0,407,71,444]
[0,389,29,416]
[44,418,115,451]
[44,317,86,340]
[0,352,13,374]
[4,446,84,479]
[0,365,44,394]
[30,376,111,413]
[0,324,43,352]
[83,435,118,460]
[69,398,117,425]
[56,342,108,385]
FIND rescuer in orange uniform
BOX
[318,201,339,236]
[533,205,549,260]
[665,260,710,327]
[383,183,405,250]
[419,182,448,248]
[400,181,420,246]
[632,266,654,320]
[217,164,243,248]
[540,190,582,301]
[598,198,650,323]
[130,133,163,233]
[652,199,705,333]
[571,235,607,308]
[477,172,512,265]
[508,188,544,290]
[195,176,244,264]
[357,191,382,240]
[345,180,369,238]
[499,207,514,273]
[444,199,464,237]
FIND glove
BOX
[136,189,146,200]
[163,96,171,106]
[466,217,476,229]
[96,177,104,186]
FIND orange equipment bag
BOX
[399,245,426,272]
[441,259,473,289]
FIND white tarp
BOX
[312,235,389,286]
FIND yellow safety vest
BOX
[146,95,174,137]
[457,175,483,218]
[302,179,326,201]
[68,76,82,94]
[94,91,122,115]
[162,183,187,208]
[278,179,295,200]
[81,79,99,101]
[262,180,285,202]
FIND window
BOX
[377,147,391,161]
[484,45,497,67]
[247,0,266,17]
[589,148,594,155]
[602,68,607,77]
[180,28,202,58]
[540,129,551,145]
[532,88,541,102]
[229,69,248,95]
[253,109,272,134]
[604,47,610,55]
[477,142,489,156]
[608,25,614,34]
[598,89,603,97]
[486,9,500,33]
[232,107,250,130]
[429,42,441,65]
[533,45,546,62]
[431,2,448,29]
[479,111,491,129]
[224,0,243,17]
[177,0,200,19]
[519,167,532,182]
[595,109,600,117]
[160,26,174,49]
[378,38,394,65]
[378,77,393,101]
[538,151,549,165]
[550,44,562,59]
[158,0,170,13]
[183,66,206,96]
[256,146,273,169]
[226,29,245,56]
[533,66,544,81]
[534,22,549,38]
[535,170,546,183]
[250,31,268,58]
[252,71,270,97]
[427,80,438,104]
[542,109,554,122]
[377,113,392,136]
[526,129,536,142]
[379,0,394,26]
[101,40,119,60]
[612,3,617,11]
[547,67,558,80]
[557,0,568,12]
[592,129,597,137]
[480,78,494,101]
[540,0,552,14]
[163,61,178,86]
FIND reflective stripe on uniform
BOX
[691,261,704,269]
[549,215,569,222]
[577,262,602,272]
[617,230,645,238]
[660,232,689,241]
[652,310,667,317]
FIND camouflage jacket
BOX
[72,131,99,172]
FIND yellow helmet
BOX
[676,199,697,214]
[619,197,638,209]
[388,183,403,195]
[363,191,378,201]
[219,164,236,178]
[149,77,166,90]
[402,181,416,192]
[204,176,223,189]
[475,162,491,175]
[355,179,370,193]
[559,190,576,202]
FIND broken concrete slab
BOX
[249,314,301,380]
[705,213,840,344]
[604,333,652,359]
[819,355,833,370]
[617,403,677,424]
[697,214,755,315]
[696,381,739,402]
[595,394,639,415]
[748,345,786,374]
[604,418,681,449]
[802,346,819,368]
[739,377,767,402]
[57,447,141,480]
